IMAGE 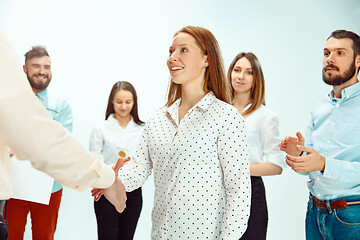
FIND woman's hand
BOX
[279,132,305,156]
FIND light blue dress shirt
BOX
[36,89,73,193]
[305,81,360,200]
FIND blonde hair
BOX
[165,26,231,107]
[227,52,265,116]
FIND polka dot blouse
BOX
[119,92,251,239]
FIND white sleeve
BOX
[0,33,115,191]
[218,108,251,240]
[89,126,104,156]
[260,112,286,168]
[118,121,153,192]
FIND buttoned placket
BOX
[163,104,199,235]
[326,92,347,156]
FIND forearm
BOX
[1,90,114,190]
[250,162,282,176]
[118,162,151,192]
[221,165,251,239]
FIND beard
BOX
[27,73,51,91]
[322,60,356,86]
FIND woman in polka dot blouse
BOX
[228,52,286,240]
[118,26,251,239]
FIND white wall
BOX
[1,0,359,239]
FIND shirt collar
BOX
[166,92,216,125]
[242,103,252,113]
[108,113,135,128]
[328,81,360,103]
[35,89,48,103]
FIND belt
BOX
[311,196,360,210]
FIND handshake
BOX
[91,156,130,213]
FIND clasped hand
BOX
[279,132,325,173]
[91,157,130,213]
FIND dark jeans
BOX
[240,176,268,240]
[0,216,7,240]
[94,187,142,240]
[306,195,360,240]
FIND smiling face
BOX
[167,32,208,88]
[231,57,254,96]
[23,56,52,93]
[112,90,134,119]
[322,37,357,86]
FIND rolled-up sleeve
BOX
[260,113,286,169]
[118,121,153,192]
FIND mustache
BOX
[323,64,339,71]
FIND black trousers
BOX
[94,187,142,240]
[240,176,268,240]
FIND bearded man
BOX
[280,29,360,240]
[6,46,72,240]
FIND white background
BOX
[1,0,359,239]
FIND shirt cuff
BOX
[91,161,115,189]
[322,157,336,179]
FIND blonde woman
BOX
[228,52,285,240]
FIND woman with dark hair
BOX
[89,81,144,240]
[228,52,285,240]
[93,26,251,239]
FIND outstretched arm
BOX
[0,33,115,191]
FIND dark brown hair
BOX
[165,26,231,106]
[227,52,265,116]
[328,29,360,74]
[105,81,144,125]
[328,30,360,57]
[24,46,49,64]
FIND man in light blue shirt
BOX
[280,30,360,239]
[6,46,72,240]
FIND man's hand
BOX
[279,132,305,156]
[286,145,326,173]
[91,177,127,213]
[102,178,127,213]
[91,157,130,213]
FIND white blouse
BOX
[89,114,144,166]
[242,104,285,168]
[119,93,251,240]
